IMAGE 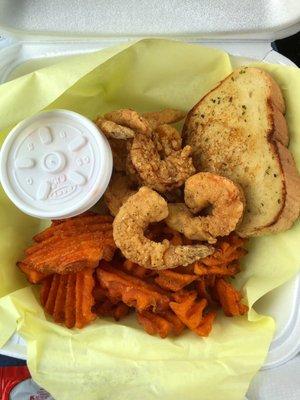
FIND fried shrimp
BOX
[95,117,135,139]
[130,128,195,192]
[113,187,213,270]
[108,138,128,172]
[143,109,186,129]
[155,124,182,156]
[104,109,150,134]
[104,173,137,216]
[166,172,245,243]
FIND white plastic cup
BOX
[0,109,113,219]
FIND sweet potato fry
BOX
[171,289,198,303]
[28,224,113,254]
[40,269,96,329]
[197,280,216,306]
[137,309,184,338]
[159,310,185,335]
[93,285,110,303]
[170,294,207,330]
[113,303,131,321]
[18,213,116,276]
[65,274,76,328]
[194,311,217,336]
[40,275,53,306]
[75,269,96,329]
[193,262,239,277]
[34,214,113,242]
[94,299,130,321]
[173,264,196,274]
[22,231,116,274]
[26,232,109,259]
[93,299,115,317]
[122,260,155,279]
[155,270,197,291]
[137,311,169,338]
[201,233,247,267]
[97,265,170,312]
[26,245,103,274]
[53,274,68,323]
[202,248,247,267]
[75,272,85,328]
[18,262,49,283]
[214,279,248,317]
[44,274,60,315]
[170,292,214,336]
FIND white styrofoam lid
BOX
[0,0,299,40]
[0,109,113,219]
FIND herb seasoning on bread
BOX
[183,67,300,236]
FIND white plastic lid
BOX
[0,109,113,219]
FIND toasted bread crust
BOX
[183,67,300,237]
[271,103,289,146]
[258,142,300,234]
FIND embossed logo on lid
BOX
[0,109,113,219]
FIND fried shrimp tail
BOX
[113,187,213,270]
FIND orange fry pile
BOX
[94,231,249,338]
[19,217,248,336]
[18,213,116,329]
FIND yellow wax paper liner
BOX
[0,39,299,400]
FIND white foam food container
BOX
[0,0,299,385]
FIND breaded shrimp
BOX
[166,172,245,243]
[143,109,186,129]
[113,187,213,270]
[104,109,151,135]
[104,173,136,216]
[130,129,195,193]
[95,117,135,140]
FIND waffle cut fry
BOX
[199,233,247,267]
[40,269,96,328]
[97,264,170,312]
[137,310,185,338]
[170,291,217,336]
[18,213,116,275]
[92,281,131,321]
[18,262,50,284]
[155,269,198,291]
[121,259,155,279]
[214,278,248,317]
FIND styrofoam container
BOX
[0,0,299,388]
